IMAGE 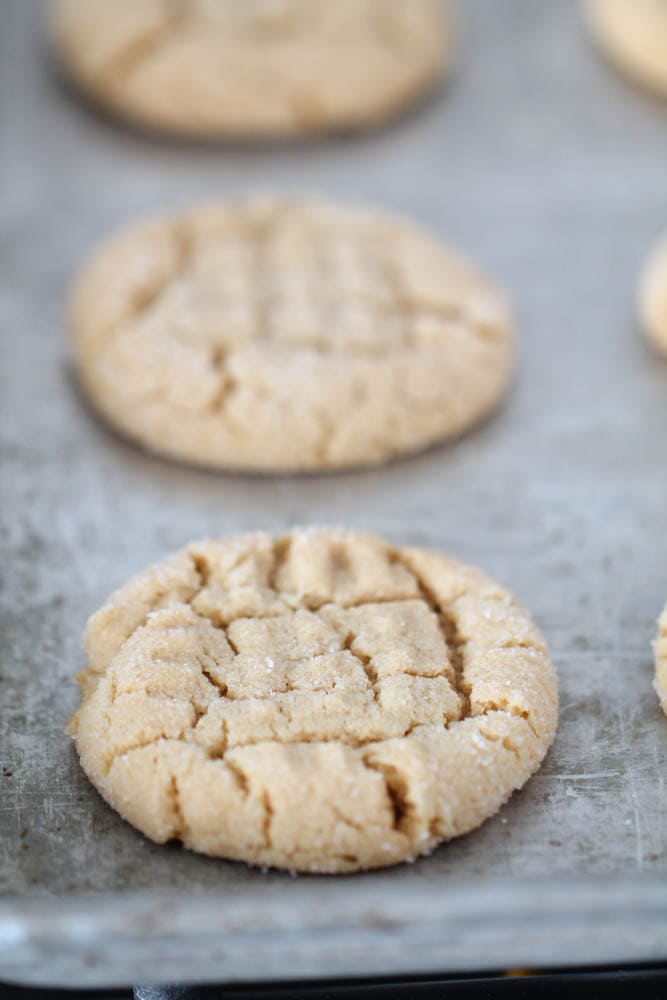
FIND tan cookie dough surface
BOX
[68,529,559,874]
[586,0,667,97]
[640,238,667,355]
[69,197,514,472]
[655,603,667,716]
[51,0,450,137]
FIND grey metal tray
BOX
[1,0,666,989]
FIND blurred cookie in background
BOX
[640,237,667,356]
[586,0,667,98]
[51,0,452,138]
[67,195,514,473]
[654,602,667,716]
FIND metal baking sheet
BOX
[1,0,666,989]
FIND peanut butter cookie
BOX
[69,196,514,472]
[640,237,667,356]
[68,529,559,873]
[654,602,667,715]
[52,0,450,137]
[587,0,667,98]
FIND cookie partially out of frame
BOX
[655,602,667,716]
[640,237,667,356]
[68,196,514,472]
[51,0,451,137]
[586,0,667,98]
[68,529,559,874]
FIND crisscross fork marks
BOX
[85,534,545,772]
[174,538,470,728]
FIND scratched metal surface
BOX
[1,0,666,989]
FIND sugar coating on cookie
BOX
[655,603,667,716]
[640,238,667,355]
[69,197,514,472]
[586,0,667,97]
[68,529,558,873]
[51,0,450,137]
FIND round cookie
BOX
[654,602,667,716]
[51,0,451,137]
[586,0,667,98]
[68,529,559,874]
[639,237,667,356]
[69,196,514,472]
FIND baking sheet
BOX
[1,0,666,988]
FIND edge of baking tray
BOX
[1,874,666,988]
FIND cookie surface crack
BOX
[477,724,521,762]
[438,608,471,717]
[363,757,413,836]
[342,631,378,698]
[95,0,190,88]
[261,789,274,850]
[226,759,250,798]
[269,537,291,595]
[169,774,186,840]
[104,735,170,775]
[330,804,365,835]
[391,554,471,718]
[207,347,238,416]
[117,220,195,338]
[198,662,228,698]
[482,703,537,739]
